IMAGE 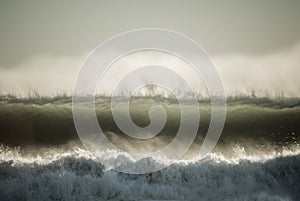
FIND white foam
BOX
[0,145,299,201]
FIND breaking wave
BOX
[0,95,300,200]
[0,145,300,201]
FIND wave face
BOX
[0,146,300,201]
[0,96,299,151]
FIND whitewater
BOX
[0,144,300,201]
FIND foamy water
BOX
[1,145,299,201]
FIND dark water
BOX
[0,96,300,201]
[1,96,300,147]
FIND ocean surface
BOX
[0,95,300,201]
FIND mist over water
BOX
[0,42,300,97]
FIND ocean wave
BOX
[0,95,299,200]
[0,96,299,150]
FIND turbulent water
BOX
[0,95,300,201]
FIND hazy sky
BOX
[1,0,300,66]
[0,1,300,96]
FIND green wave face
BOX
[0,96,299,156]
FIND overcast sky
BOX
[0,1,300,96]
[1,0,300,66]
